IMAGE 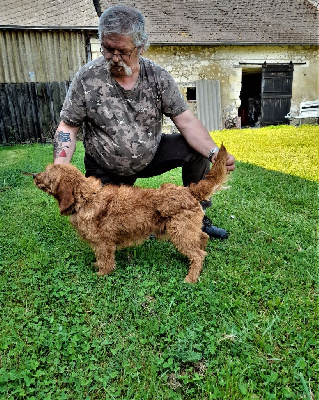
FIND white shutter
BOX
[195,80,222,131]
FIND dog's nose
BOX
[22,172,37,179]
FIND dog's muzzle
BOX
[22,172,37,178]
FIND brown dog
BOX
[34,145,228,283]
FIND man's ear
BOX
[139,46,145,56]
[56,182,75,215]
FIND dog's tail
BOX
[189,144,228,202]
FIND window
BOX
[186,87,196,101]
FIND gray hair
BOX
[98,5,149,50]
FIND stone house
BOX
[95,0,318,129]
[0,0,318,141]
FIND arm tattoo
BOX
[54,131,71,159]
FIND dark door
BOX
[261,63,294,126]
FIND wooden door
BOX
[261,63,294,126]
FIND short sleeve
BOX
[159,69,188,118]
[60,71,87,127]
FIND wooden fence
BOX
[0,81,70,144]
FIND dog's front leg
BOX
[92,243,116,276]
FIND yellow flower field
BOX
[211,125,319,182]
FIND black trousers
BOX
[85,133,210,188]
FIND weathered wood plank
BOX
[0,81,70,144]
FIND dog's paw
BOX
[184,275,198,284]
[95,262,115,277]
[96,267,114,277]
[96,271,108,277]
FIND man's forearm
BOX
[172,110,236,171]
[53,122,79,164]
[172,110,218,158]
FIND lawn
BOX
[0,125,318,399]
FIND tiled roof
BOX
[0,0,98,28]
[98,0,318,45]
[0,0,318,45]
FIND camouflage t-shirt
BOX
[60,57,188,175]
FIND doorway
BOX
[238,63,294,128]
[238,69,262,127]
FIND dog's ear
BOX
[56,181,75,215]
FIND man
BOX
[54,5,235,239]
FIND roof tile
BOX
[0,0,317,44]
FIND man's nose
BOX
[112,53,121,61]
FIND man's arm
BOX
[53,121,79,164]
[172,110,235,172]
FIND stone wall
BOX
[145,44,319,127]
[90,38,318,128]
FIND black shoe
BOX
[202,216,229,240]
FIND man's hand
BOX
[226,152,235,172]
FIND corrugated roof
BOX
[0,0,318,45]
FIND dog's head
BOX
[34,164,83,215]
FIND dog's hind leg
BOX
[93,243,116,276]
[183,247,207,283]
[166,218,208,283]
[199,231,209,250]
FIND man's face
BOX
[101,34,140,77]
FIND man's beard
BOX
[106,59,133,76]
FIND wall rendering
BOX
[145,44,319,128]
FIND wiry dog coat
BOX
[34,145,228,283]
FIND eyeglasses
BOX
[100,46,137,60]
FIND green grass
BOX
[0,125,318,399]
